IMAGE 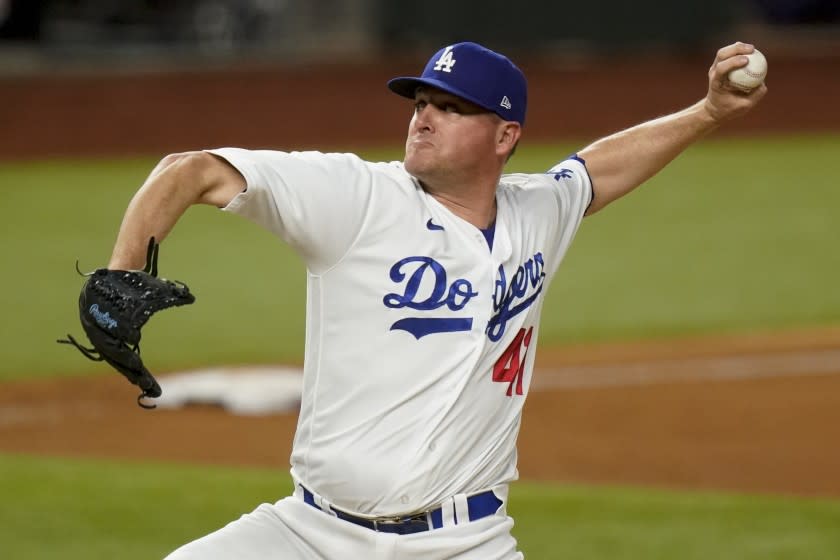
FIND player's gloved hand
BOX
[57,238,195,408]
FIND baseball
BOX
[727,49,767,91]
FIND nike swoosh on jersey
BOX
[426,218,444,231]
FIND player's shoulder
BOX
[289,150,368,169]
[288,151,414,187]
[214,148,368,172]
[365,158,410,177]
[309,152,411,180]
[499,172,552,191]
[500,155,591,196]
[363,160,418,194]
[501,156,588,187]
[499,155,593,217]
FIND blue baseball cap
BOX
[388,42,528,125]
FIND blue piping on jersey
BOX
[568,153,595,211]
[480,222,496,251]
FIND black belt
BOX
[301,485,502,535]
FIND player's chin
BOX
[404,150,432,178]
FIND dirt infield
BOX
[2,327,839,498]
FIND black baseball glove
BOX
[58,238,195,408]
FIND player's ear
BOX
[496,122,521,158]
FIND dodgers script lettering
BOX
[384,256,478,339]
[486,252,546,341]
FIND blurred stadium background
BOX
[1,0,839,62]
[1,0,839,159]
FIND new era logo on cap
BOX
[387,42,528,125]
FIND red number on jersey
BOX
[492,327,533,396]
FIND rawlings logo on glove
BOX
[57,237,195,408]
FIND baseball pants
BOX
[164,488,524,559]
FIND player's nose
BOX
[412,105,437,133]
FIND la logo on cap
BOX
[433,46,456,73]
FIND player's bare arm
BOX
[578,42,767,215]
[108,152,245,269]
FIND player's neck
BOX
[423,182,498,229]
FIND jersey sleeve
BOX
[207,148,374,273]
[546,154,594,217]
[542,154,594,275]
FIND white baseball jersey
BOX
[209,147,591,517]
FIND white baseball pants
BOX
[164,490,524,559]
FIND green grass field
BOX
[2,453,839,559]
[2,135,840,558]
[2,134,839,380]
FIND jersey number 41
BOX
[492,327,533,396]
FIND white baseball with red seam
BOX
[727,49,767,92]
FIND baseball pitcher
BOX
[62,41,764,558]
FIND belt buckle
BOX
[373,512,429,533]
[372,515,408,530]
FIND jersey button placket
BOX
[481,256,503,351]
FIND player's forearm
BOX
[108,152,231,269]
[108,156,195,269]
[578,100,718,214]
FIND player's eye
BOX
[414,100,427,112]
[443,103,459,113]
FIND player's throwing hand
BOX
[704,42,768,123]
